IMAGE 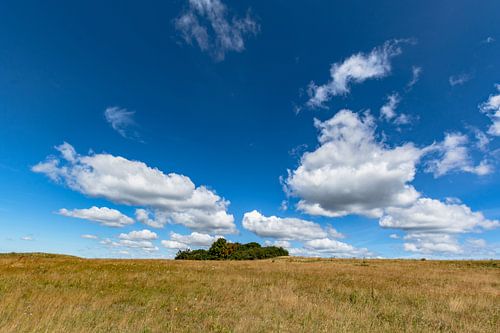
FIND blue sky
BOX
[1,0,499,258]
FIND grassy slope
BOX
[0,254,498,332]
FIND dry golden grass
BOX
[0,253,498,332]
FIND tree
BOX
[175,239,289,260]
[208,238,228,258]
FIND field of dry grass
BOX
[0,253,498,332]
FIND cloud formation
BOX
[58,206,135,227]
[287,239,371,258]
[406,66,422,90]
[81,234,98,239]
[104,106,139,139]
[286,110,423,218]
[161,231,218,249]
[480,84,500,136]
[175,0,259,61]
[307,40,407,108]
[242,211,369,257]
[242,210,328,241]
[380,93,400,121]
[118,229,158,241]
[101,237,159,253]
[380,93,411,125]
[380,198,498,254]
[449,73,471,86]
[425,133,492,177]
[33,143,236,234]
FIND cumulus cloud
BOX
[135,209,168,228]
[242,211,366,257]
[175,0,259,61]
[104,106,139,139]
[380,93,400,121]
[307,40,408,108]
[283,108,498,255]
[449,73,471,86]
[118,229,158,240]
[466,238,487,248]
[264,240,291,248]
[33,143,236,234]
[402,233,462,254]
[480,84,500,136]
[380,93,411,125]
[81,234,98,239]
[380,198,499,254]
[242,210,328,241]
[425,133,492,177]
[380,198,498,233]
[303,238,371,257]
[287,238,371,258]
[161,231,218,249]
[101,237,159,253]
[285,110,423,218]
[21,236,34,241]
[326,225,345,239]
[473,128,490,151]
[58,206,135,227]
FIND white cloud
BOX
[380,93,400,121]
[380,198,498,233]
[264,240,291,248]
[81,234,98,239]
[175,0,259,61]
[473,129,490,151]
[406,66,422,90]
[284,109,496,256]
[481,36,495,44]
[449,73,471,86]
[118,229,158,241]
[33,143,236,234]
[326,225,345,239]
[466,238,487,248]
[379,93,411,125]
[380,198,499,254]
[403,233,462,254]
[479,84,500,136]
[307,40,407,108]
[161,240,188,250]
[101,237,159,253]
[161,231,218,249]
[135,209,168,228]
[389,234,400,239]
[21,236,34,241]
[425,133,492,177]
[170,231,218,246]
[242,210,328,241]
[285,110,423,218]
[104,106,138,139]
[58,206,135,227]
[287,238,371,258]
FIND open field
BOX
[0,253,498,332]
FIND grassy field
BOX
[0,253,498,332]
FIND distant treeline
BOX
[175,238,289,260]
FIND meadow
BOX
[0,253,498,332]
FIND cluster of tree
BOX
[175,238,289,260]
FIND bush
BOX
[175,238,288,260]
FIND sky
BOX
[1,0,499,259]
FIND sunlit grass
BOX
[0,253,498,332]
